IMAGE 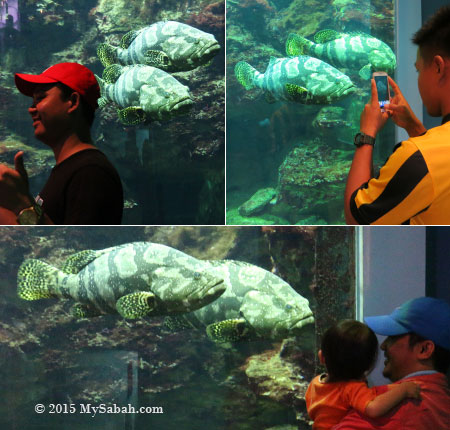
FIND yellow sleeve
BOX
[351,141,434,225]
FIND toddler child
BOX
[305,319,420,430]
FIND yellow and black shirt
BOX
[350,115,450,225]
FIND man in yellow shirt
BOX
[345,5,450,225]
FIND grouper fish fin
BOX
[120,29,139,49]
[285,33,312,56]
[359,64,372,80]
[118,106,147,126]
[94,74,110,109]
[285,83,310,103]
[314,29,344,44]
[72,303,103,318]
[235,61,257,90]
[116,291,156,319]
[145,50,171,69]
[97,43,118,67]
[206,318,257,342]
[17,259,62,300]
[102,64,123,84]
[61,249,102,274]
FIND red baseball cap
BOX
[15,62,100,110]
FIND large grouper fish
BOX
[286,30,397,79]
[95,64,193,126]
[17,242,226,320]
[235,55,356,105]
[97,20,221,72]
[165,259,315,342]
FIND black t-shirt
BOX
[38,149,123,225]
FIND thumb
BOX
[14,151,29,185]
[370,79,379,107]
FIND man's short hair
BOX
[413,5,450,63]
[56,82,96,127]
[408,332,450,374]
[321,320,378,382]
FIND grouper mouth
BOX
[288,312,315,331]
[198,41,221,59]
[333,83,356,98]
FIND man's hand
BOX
[384,77,427,137]
[0,151,34,215]
[360,78,390,138]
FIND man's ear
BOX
[416,340,435,360]
[67,92,81,113]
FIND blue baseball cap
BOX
[364,297,450,350]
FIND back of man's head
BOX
[413,5,450,63]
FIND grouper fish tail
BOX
[97,43,118,67]
[235,61,258,90]
[286,33,313,56]
[17,259,62,300]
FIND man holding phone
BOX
[344,5,450,225]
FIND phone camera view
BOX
[375,75,389,107]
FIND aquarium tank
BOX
[226,0,396,225]
[0,0,224,225]
[0,226,355,430]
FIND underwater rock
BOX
[277,141,351,224]
[239,187,277,217]
[243,339,314,428]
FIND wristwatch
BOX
[354,132,375,147]
[17,204,43,225]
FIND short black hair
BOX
[321,320,378,382]
[413,5,450,63]
[56,82,96,127]
[408,332,450,374]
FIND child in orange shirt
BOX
[305,320,421,430]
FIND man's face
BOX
[415,48,441,117]
[380,333,419,381]
[29,84,71,143]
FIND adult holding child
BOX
[332,297,450,430]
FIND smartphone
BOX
[373,72,390,111]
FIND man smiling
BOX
[333,297,450,430]
[0,62,123,224]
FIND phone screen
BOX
[374,75,389,103]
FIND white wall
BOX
[359,226,426,385]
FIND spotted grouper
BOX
[235,56,355,105]
[286,30,396,79]
[97,20,221,72]
[95,64,193,126]
[166,259,314,342]
[17,242,225,320]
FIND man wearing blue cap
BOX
[333,297,450,430]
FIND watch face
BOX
[18,208,39,225]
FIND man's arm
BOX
[0,152,54,225]
[344,79,389,224]
[365,381,420,418]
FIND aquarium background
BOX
[226,0,396,225]
[0,0,224,225]
[0,226,355,430]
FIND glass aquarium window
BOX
[226,0,396,225]
[0,1,224,225]
[0,226,355,430]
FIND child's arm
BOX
[364,381,421,418]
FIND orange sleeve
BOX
[343,382,377,414]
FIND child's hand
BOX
[400,381,421,399]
